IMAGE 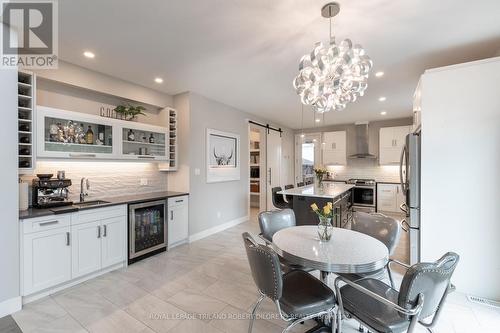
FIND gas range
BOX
[347,179,376,212]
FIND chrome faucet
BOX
[80,177,90,202]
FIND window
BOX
[302,142,315,182]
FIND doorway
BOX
[295,133,322,185]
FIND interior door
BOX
[267,130,282,210]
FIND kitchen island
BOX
[279,183,354,226]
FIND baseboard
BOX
[0,296,22,317]
[189,215,249,243]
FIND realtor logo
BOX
[1,0,58,69]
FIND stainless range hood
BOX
[348,122,377,159]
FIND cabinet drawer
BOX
[168,195,188,207]
[72,205,127,225]
[22,214,71,234]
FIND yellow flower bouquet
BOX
[311,202,334,241]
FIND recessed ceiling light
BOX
[313,138,317,142]
[300,134,305,138]
[83,51,95,59]
[378,96,386,102]
[375,71,384,77]
[315,118,321,123]
[380,111,387,115]
[154,77,163,84]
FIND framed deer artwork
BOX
[206,128,240,183]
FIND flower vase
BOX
[317,216,333,241]
[316,175,323,188]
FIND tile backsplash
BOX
[22,161,168,203]
[327,159,400,183]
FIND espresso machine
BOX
[32,174,73,208]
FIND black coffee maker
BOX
[32,174,73,208]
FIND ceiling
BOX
[57,0,500,129]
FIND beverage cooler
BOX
[128,199,167,264]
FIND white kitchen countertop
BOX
[278,183,354,199]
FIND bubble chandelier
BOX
[293,2,373,113]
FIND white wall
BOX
[420,57,500,300]
[0,54,20,313]
[168,92,294,236]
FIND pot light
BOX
[380,111,387,115]
[375,71,384,77]
[154,77,163,84]
[378,96,386,102]
[83,51,95,59]
[300,134,305,138]
[315,118,321,123]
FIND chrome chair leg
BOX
[358,324,365,332]
[248,294,265,333]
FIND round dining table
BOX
[272,226,389,278]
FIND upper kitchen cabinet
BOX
[322,131,347,165]
[37,106,116,159]
[121,122,168,161]
[379,125,411,165]
[36,106,173,162]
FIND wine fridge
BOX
[128,199,167,264]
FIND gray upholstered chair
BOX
[272,186,292,209]
[296,182,305,187]
[258,209,312,273]
[334,252,459,333]
[242,232,337,333]
[344,212,402,286]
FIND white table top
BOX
[278,183,354,199]
[272,226,389,274]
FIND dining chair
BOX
[343,211,402,286]
[283,184,294,203]
[334,252,459,333]
[242,232,337,333]
[272,186,292,209]
[296,182,304,187]
[258,209,312,273]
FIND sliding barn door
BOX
[266,130,282,210]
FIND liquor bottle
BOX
[107,133,112,146]
[97,125,105,142]
[127,129,135,141]
[85,126,94,144]
[19,148,30,155]
[19,136,30,144]
[19,123,30,132]
[149,133,155,144]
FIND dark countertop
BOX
[19,191,189,220]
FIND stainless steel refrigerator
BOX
[400,132,421,265]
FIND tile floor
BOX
[11,214,500,333]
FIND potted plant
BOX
[113,104,147,121]
[311,202,334,241]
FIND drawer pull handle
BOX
[103,225,107,237]
[66,232,70,246]
[69,153,96,158]
[175,200,183,203]
[97,226,101,238]
[39,220,58,227]
[137,155,155,159]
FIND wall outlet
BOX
[140,178,148,186]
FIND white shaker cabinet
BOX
[377,183,406,213]
[322,131,347,166]
[22,225,71,296]
[71,220,102,279]
[101,216,127,267]
[168,196,189,248]
[379,126,411,165]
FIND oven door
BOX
[352,186,375,207]
[129,199,167,259]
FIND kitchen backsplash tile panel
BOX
[21,161,168,203]
[328,158,400,183]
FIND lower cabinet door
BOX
[101,216,126,268]
[23,227,71,295]
[71,221,102,279]
[168,204,189,247]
